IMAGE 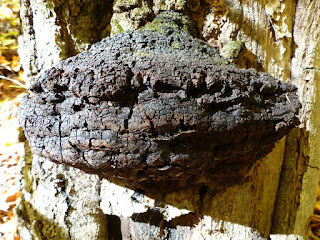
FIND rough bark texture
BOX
[19,12,300,195]
[17,0,320,239]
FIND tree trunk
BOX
[17,0,320,239]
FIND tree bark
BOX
[17,0,320,239]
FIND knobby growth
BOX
[19,12,300,194]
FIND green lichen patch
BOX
[110,4,154,36]
[220,40,262,69]
[110,14,128,35]
[220,40,245,60]
[141,10,197,37]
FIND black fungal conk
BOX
[19,12,301,194]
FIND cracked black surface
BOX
[19,12,301,194]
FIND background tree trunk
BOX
[17,0,320,239]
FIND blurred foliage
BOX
[0,3,24,240]
[0,0,20,52]
[0,0,26,102]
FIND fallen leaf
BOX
[0,6,13,19]
[10,56,20,72]
[0,39,16,47]
[17,70,23,80]
[6,191,20,203]
[0,56,10,66]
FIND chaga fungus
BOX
[19,12,301,194]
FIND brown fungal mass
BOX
[19,12,301,194]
